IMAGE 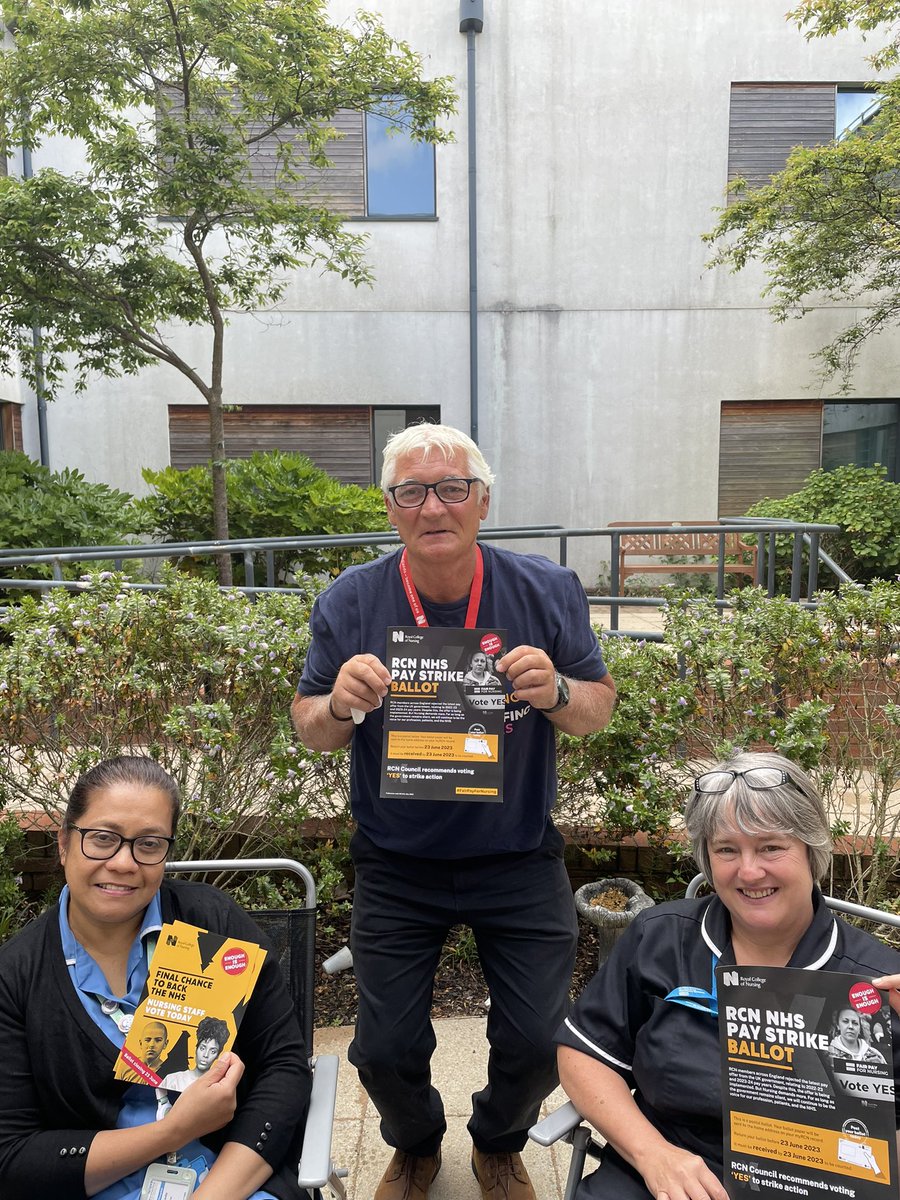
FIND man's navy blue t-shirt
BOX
[297,544,608,858]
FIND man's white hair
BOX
[381,422,495,491]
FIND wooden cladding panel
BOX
[246,109,365,216]
[168,405,373,486]
[157,91,365,216]
[0,402,23,452]
[727,84,835,193]
[718,400,823,515]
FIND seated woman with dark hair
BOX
[556,751,900,1200]
[0,756,311,1200]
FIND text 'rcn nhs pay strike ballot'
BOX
[381,626,507,802]
[113,920,266,1087]
[718,965,897,1200]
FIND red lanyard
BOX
[398,545,484,629]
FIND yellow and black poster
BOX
[719,965,897,1199]
[113,920,266,1088]
[380,626,507,802]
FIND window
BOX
[835,88,882,139]
[256,101,436,218]
[718,399,900,515]
[823,402,900,480]
[364,99,436,218]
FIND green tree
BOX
[790,2,900,70]
[705,1,900,387]
[0,0,455,582]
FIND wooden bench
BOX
[609,522,758,593]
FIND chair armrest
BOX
[528,1100,585,1147]
[297,1053,340,1189]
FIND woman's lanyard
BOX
[398,545,484,629]
[663,952,720,1016]
[91,935,157,1035]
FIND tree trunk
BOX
[207,388,233,587]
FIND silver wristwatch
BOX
[536,671,570,714]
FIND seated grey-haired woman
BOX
[556,750,900,1200]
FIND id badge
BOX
[139,1162,198,1199]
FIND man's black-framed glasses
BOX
[69,825,175,865]
[387,477,481,508]
[693,767,797,794]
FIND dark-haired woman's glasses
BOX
[69,825,175,865]
[693,767,796,794]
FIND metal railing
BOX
[0,518,849,640]
[0,525,566,591]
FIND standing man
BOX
[291,424,615,1200]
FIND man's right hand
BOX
[330,654,392,720]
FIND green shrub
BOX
[812,582,900,909]
[138,451,391,582]
[557,635,695,838]
[0,567,347,874]
[558,584,900,911]
[746,464,900,585]
[0,452,142,576]
[662,588,839,769]
[0,813,33,941]
[3,567,898,926]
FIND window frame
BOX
[359,96,438,222]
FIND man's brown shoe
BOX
[374,1148,442,1200]
[471,1148,537,1199]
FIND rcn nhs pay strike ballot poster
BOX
[718,965,897,1200]
[380,626,507,802]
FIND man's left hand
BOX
[496,645,558,709]
[497,646,617,735]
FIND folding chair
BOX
[165,857,346,1200]
[528,874,900,1200]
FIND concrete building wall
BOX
[17,0,900,579]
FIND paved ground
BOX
[589,602,665,635]
[314,1017,577,1200]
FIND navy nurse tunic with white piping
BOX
[555,889,900,1199]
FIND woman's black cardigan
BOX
[0,879,311,1200]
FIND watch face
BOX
[537,672,570,713]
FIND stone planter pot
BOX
[574,877,655,967]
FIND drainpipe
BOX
[459,0,483,445]
[20,141,50,466]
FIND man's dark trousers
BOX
[347,825,579,1157]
